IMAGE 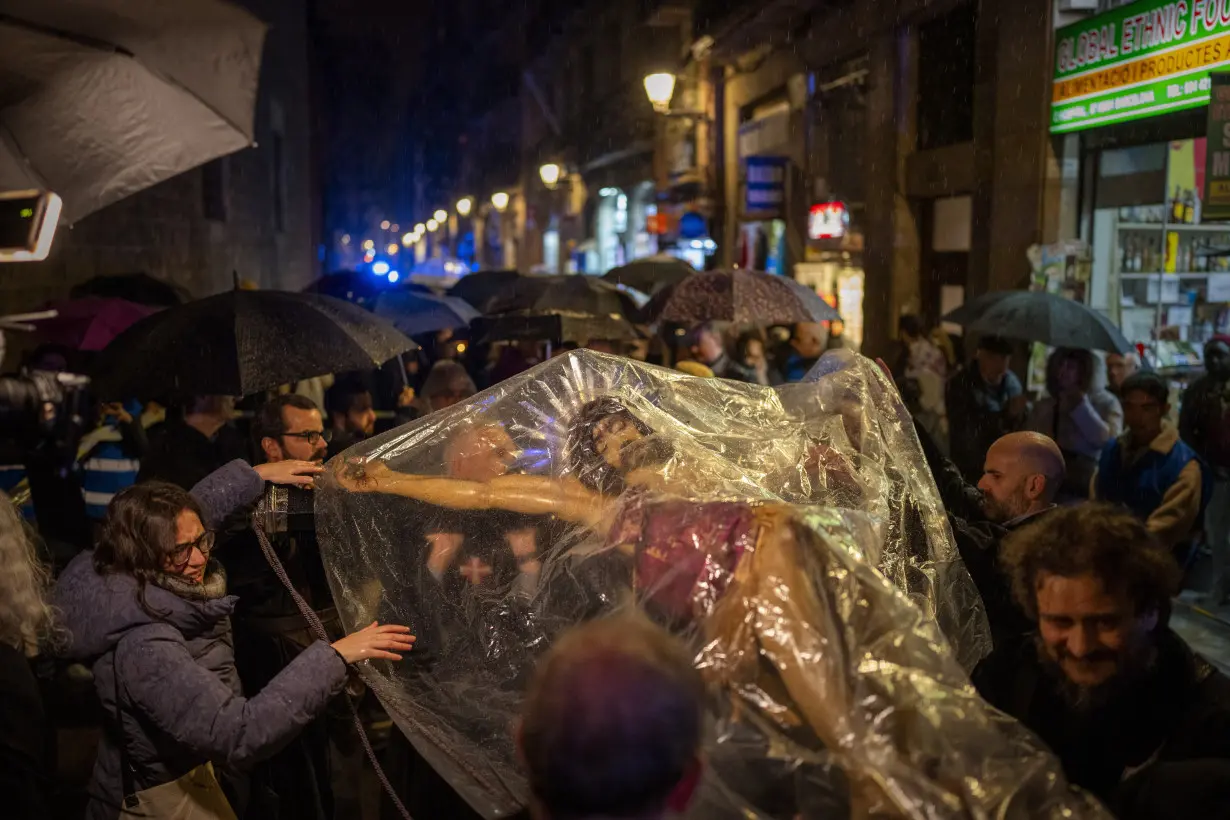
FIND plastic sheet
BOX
[316,350,1110,819]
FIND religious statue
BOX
[318,350,1108,819]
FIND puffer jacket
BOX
[54,460,349,820]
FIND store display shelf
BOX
[1117,222,1230,232]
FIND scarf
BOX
[150,559,229,602]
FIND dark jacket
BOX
[972,629,1230,818]
[54,460,349,820]
[945,366,1023,483]
[0,642,49,820]
[137,419,250,491]
[1179,373,1230,476]
[915,419,1039,650]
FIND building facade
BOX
[432,0,1065,356]
[1045,0,1230,373]
[0,0,320,318]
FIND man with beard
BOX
[223,394,352,820]
[915,421,1066,650]
[973,505,1230,818]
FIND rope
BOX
[250,511,415,820]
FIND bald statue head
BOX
[976,432,1066,524]
[445,424,516,483]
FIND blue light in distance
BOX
[387,271,400,283]
[371,261,390,275]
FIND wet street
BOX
[1173,596,1230,675]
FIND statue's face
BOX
[593,414,644,469]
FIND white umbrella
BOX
[0,0,266,223]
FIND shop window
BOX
[917,4,976,150]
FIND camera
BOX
[0,368,92,451]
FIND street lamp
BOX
[643,73,677,113]
[539,163,562,189]
[387,243,399,256]
[434,209,448,223]
[456,197,473,217]
[402,232,414,247]
[380,220,391,230]
[491,191,510,212]
[414,223,426,234]
[427,219,439,232]
[362,239,375,251]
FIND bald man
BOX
[977,432,1066,525]
[914,420,1067,650]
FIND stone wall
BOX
[0,0,318,317]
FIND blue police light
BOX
[372,261,390,275]
[387,271,400,283]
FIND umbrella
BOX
[0,0,267,223]
[374,289,481,337]
[943,290,1132,353]
[645,269,841,326]
[70,273,190,306]
[92,290,416,400]
[32,297,156,351]
[485,275,647,320]
[603,257,695,294]
[448,270,524,311]
[472,310,643,345]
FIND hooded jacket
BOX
[54,460,349,819]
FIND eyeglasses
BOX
[282,429,332,445]
[168,531,216,571]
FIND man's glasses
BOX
[282,429,332,445]
[168,531,216,571]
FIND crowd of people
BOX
[2,315,1230,820]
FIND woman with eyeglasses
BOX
[53,461,415,820]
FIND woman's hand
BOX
[331,621,415,664]
[254,460,325,487]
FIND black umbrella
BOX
[448,270,525,312]
[92,290,416,400]
[485,275,647,320]
[602,257,695,294]
[644,269,841,325]
[472,310,643,345]
[943,290,1132,353]
[70,273,190,306]
[374,289,481,336]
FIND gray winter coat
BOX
[54,460,349,820]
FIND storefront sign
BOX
[1051,0,1230,134]
[808,201,848,239]
[745,156,787,217]
[1205,72,1230,217]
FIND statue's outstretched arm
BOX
[338,460,608,528]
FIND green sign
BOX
[1205,72,1230,217]
[1051,1,1230,133]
